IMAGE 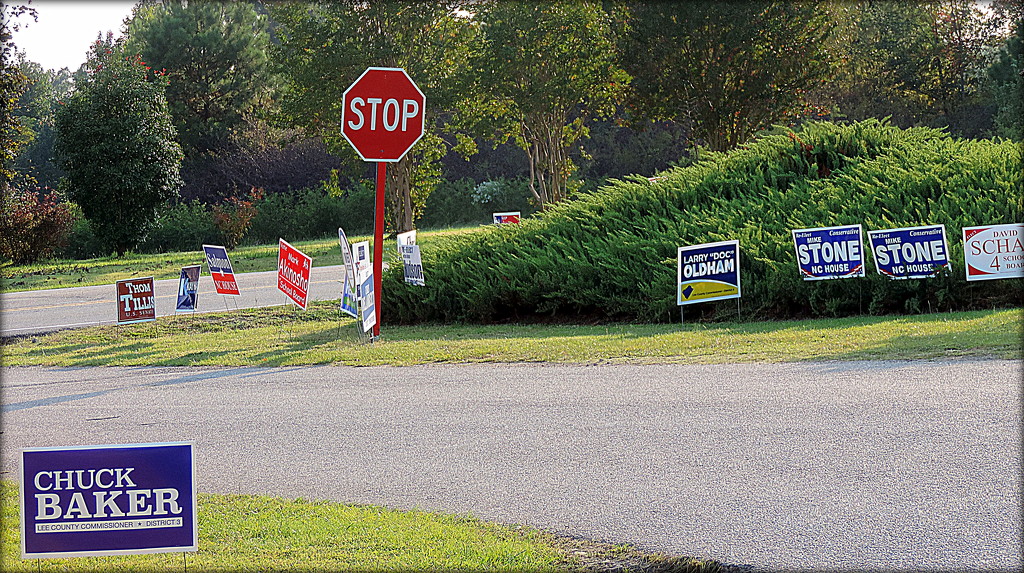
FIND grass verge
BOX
[3,305,1020,367]
[0,482,721,572]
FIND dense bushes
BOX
[382,120,1023,324]
[0,188,75,264]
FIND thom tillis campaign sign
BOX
[116,278,156,325]
[21,443,196,559]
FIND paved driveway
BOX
[2,361,1019,571]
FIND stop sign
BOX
[341,67,426,162]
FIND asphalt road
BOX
[0,266,349,337]
[2,361,1019,571]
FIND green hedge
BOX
[382,120,1023,324]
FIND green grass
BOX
[0,227,476,293]
[0,482,572,572]
[1,482,719,572]
[3,304,1020,367]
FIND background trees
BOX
[619,1,836,152]
[126,0,274,156]
[3,0,1019,262]
[471,0,627,207]
[54,36,183,255]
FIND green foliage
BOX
[471,0,628,207]
[138,200,220,254]
[54,36,183,255]
[986,10,1023,140]
[820,1,1006,137]
[0,187,74,264]
[126,0,275,156]
[421,177,538,228]
[247,184,376,246]
[383,120,1023,324]
[271,1,477,232]
[619,1,836,151]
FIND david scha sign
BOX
[202,245,240,296]
[792,225,865,280]
[21,443,196,559]
[868,225,949,279]
[962,223,1024,281]
[278,239,312,309]
[677,240,741,305]
[116,277,156,325]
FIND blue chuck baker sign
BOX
[867,224,950,279]
[21,443,196,559]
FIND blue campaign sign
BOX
[21,443,196,559]
[677,240,741,305]
[175,265,201,312]
[359,272,376,333]
[867,224,950,279]
[791,224,865,280]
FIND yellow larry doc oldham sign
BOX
[677,240,741,305]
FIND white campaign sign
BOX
[963,223,1024,281]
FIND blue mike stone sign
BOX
[792,224,865,280]
[867,224,950,279]
[21,443,196,559]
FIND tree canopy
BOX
[619,1,836,151]
[55,36,183,255]
[126,0,274,156]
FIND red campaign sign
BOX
[278,239,312,309]
[341,67,425,162]
[116,277,156,325]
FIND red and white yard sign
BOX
[116,277,156,325]
[278,239,312,309]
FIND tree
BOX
[817,1,1006,137]
[272,1,477,232]
[471,0,627,208]
[986,0,1023,139]
[12,55,72,190]
[1,1,36,196]
[54,36,183,255]
[125,0,275,156]
[619,1,835,151]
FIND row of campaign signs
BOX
[114,220,1023,326]
[678,223,1023,305]
[114,230,428,334]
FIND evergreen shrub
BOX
[382,120,1023,324]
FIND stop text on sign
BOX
[346,97,420,132]
[341,67,425,162]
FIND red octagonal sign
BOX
[341,67,426,162]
